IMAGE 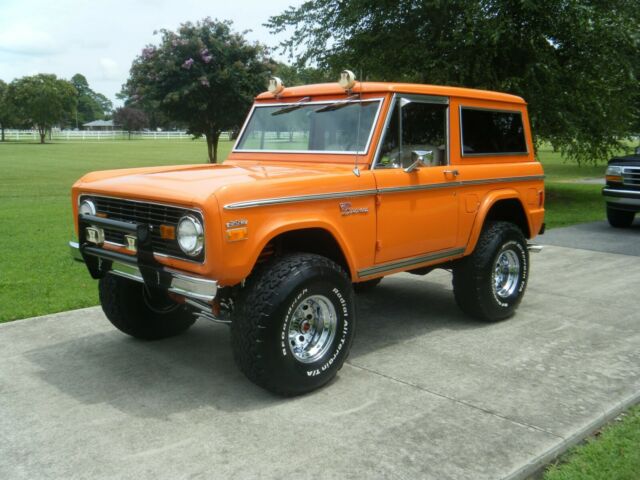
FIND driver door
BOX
[372,95,459,264]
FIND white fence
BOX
[2,130,233,141]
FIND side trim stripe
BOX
[224,189,378,210]
[358,248,466,278]
[223,174,545,210]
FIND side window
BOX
[377,98,448,168]
[460,108,527,155]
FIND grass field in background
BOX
[0,140,609,322]
[0,139,231,322]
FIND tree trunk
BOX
[205,131,221,163]
[1,125,4,142]
[128,130,131,140]
[39,127,46,144]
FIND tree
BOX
[71,74,113,127]
[267,0,640,164]
[10,74,77,144]
[271,63,332,87]
[122,18,272,162]
[0,80,16,142]
[113,106,148,139]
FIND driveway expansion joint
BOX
[348,361,564,440]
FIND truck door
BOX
[372,94,459,265]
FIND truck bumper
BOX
[603,187,640,209]
[70,214,218,303]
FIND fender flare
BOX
[249,220,358,279]
[464,189,531,255]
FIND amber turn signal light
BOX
[160,224,176,240]
[226,227,248,242]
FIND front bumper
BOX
[603,187,640,209]
[71,214,217,302]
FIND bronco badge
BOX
[339,202,369,216]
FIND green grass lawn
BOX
[538,144,607,229]
[0,139,230,322]
[0,140,608,322]
[544,405,640,480]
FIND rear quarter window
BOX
[460,108,527,155]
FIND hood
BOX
[609,153,640,167]
[73,161,368,207]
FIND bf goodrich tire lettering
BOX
[230,253,356,396]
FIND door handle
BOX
[444,169,459,177]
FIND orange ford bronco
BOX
[70,72,545,395]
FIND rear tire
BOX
[231,253,356,396]
[607,205,635,228]
[99,274,195,340]
[452,222,529,322]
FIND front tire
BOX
[607,205,635,228]
[99,274,195,340]
[452,222,529,322]
[231,253,356,396]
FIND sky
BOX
[0,0,304,106]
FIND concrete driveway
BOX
[2,224,639,480]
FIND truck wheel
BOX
[353,277,382,293]
[231,253,356,396]
[607,205,635,228]
[98,274,195,340]
[452,221,529,322]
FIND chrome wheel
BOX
[288,294,337,363]
[493,249,521,299]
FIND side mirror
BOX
[404,150,433,173]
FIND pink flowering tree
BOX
[122,18,273,162]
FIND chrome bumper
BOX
[603,188,640,208]
[69,241,218,302]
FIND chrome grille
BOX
[81,195,204,262]
[622,167,640,188]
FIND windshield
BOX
[235,99,381,154]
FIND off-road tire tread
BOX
[231,253,351,396]
[99,274,195,340]
[453,221,527,322]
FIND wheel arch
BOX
[465,190,532,255]
[252,224,355,280]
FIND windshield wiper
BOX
[271,97,311,116]
[315,94,360,113]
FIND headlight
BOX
[177,215,204,257]
[605,165,623,183]
[79,199,96,216]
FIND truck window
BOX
[376,98,448,168]
[460,108,527,155]
[235,99,381,154]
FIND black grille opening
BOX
[82,195,204,262]
[622,167,640,189]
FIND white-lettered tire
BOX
[231,253,356,396]
[452,221,529,321]
[99,274,195,340]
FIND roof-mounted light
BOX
[268,76,284,95]
[338,69,356,90]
